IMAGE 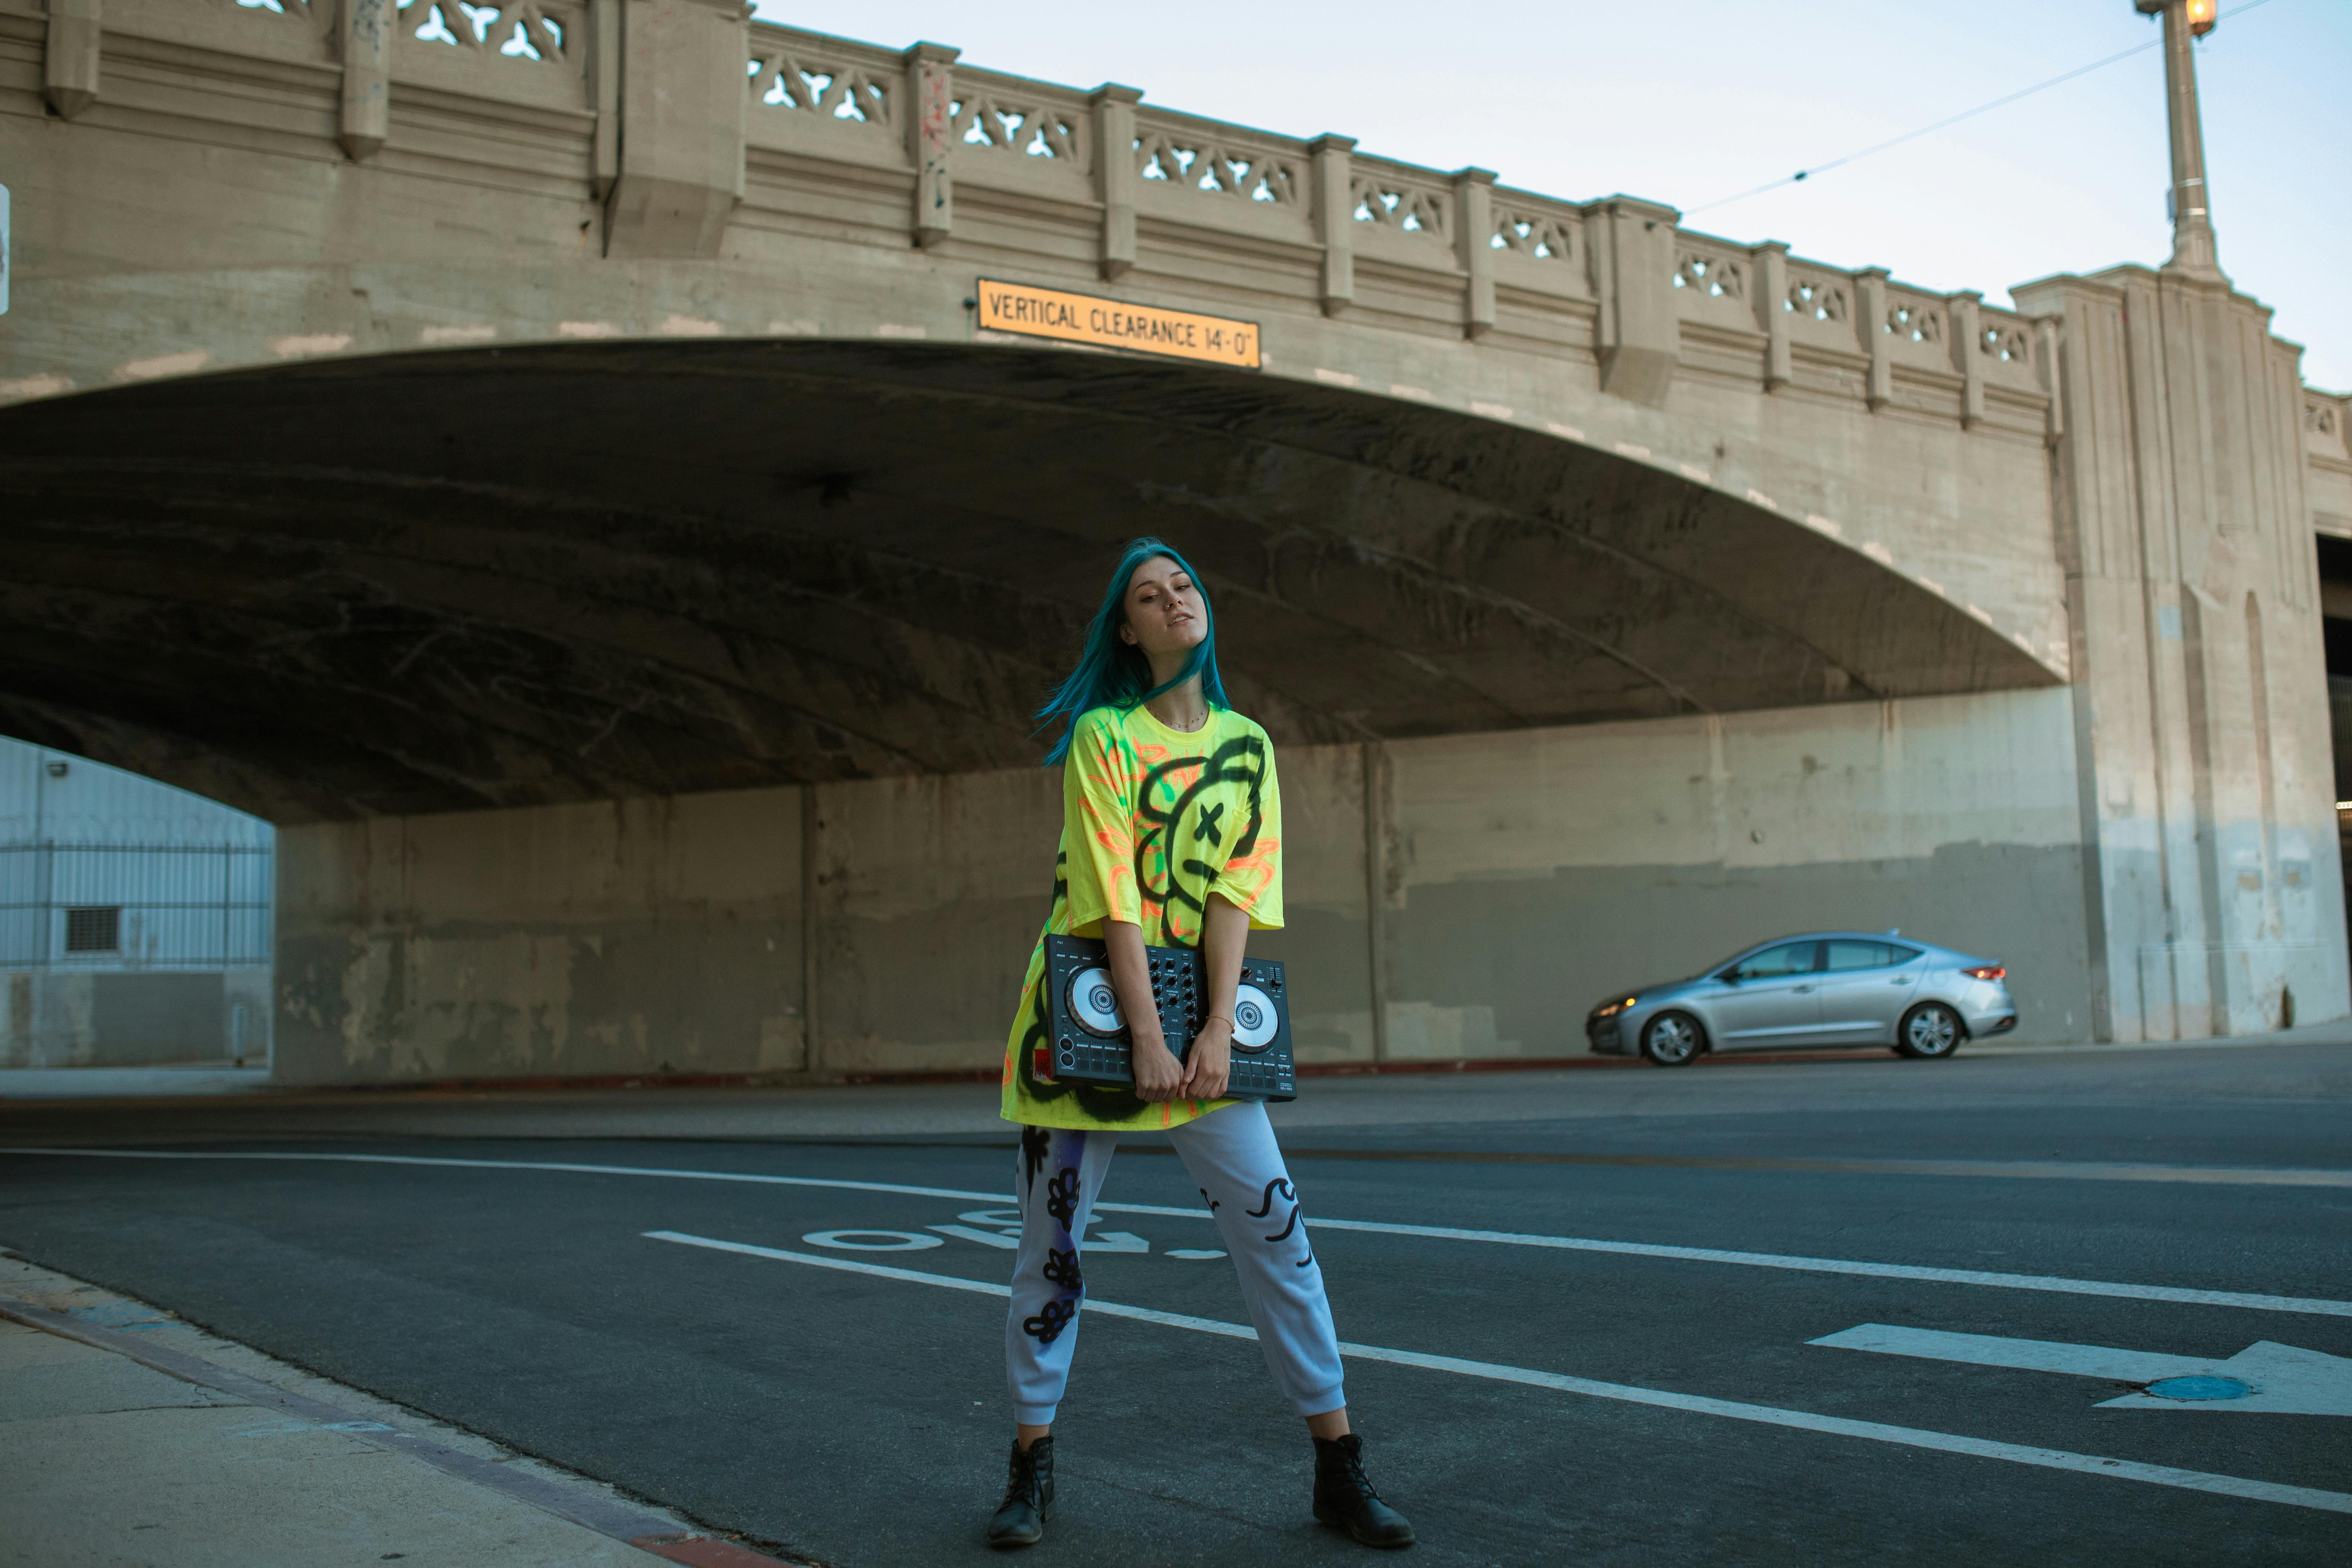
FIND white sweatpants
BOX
[1005,1101,1346,1425]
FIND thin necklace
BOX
[1154,700,1208,733]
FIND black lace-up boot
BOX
[1313,1432,1415,1548]
[987,1436,1054,1548]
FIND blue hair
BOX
[1037,536,1229,765]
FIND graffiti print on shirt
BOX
[1131,735,1267,948]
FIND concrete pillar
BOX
[2018,263,2348,1039]
[338,0,393,163]
[44,0,100,121]
[1948,289,1985,427]
[904,42,957,251]
[1590,196,1680,409]
[1361,740,1395,1060]
[1751,240,1791,390]
[591,0,622,200]
[1091,83,1142,281]
[1310,134,1356,317]
[1854,267,1892,410]
[603,0,749,260]
[1453,167,1496,341]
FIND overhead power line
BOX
[1685,0,2281,217]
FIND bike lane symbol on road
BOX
[1812,1323,2352,1416]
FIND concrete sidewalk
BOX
[0,1254,795,1568]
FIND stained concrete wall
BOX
[1380,688,2092,1056]
[273,688,2101,1086]
[277,791,806,1085]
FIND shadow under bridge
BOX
[0,340,2054,823]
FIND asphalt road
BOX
[3,1040,2349,1565]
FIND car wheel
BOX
[1640,1011,1705,1067]
[1895,1002,1963,1059]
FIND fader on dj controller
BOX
[1042,934,1297,1102]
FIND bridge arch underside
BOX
[0,341,2050,824]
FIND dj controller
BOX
[1042,934,1297,1102]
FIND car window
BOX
[1736,942,1819,978]
[1888,945,1922,965]
[1824,940,1895,971]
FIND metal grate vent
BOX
[65,905,121,953]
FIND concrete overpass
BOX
[1,0,2344,1078]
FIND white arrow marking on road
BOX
[1811,1324,2352,1416]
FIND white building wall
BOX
[0,736,274,1068]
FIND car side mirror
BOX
[1717,968,1743,983]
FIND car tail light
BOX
[1962,965,2006,981]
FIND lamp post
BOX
[2134,0,2225,281]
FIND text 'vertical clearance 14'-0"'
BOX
[975,279,1261,370]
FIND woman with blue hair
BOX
[986,538,1414,1551]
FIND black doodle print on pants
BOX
[1243,1174,1312,1263]
[1023,1297,1076,1345]
[1045,1168,1081,1228]
[1245,1177,1295,1219]
[1042,1247,1082,1289]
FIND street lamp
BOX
[2133,0,2225,280]
[2136,0,2217,36]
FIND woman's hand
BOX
[1131,1036,1187,1101]
[1181,1016,1231,1100]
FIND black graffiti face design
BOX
[1133,735,1266,948]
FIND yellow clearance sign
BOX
[975,278,1260,370]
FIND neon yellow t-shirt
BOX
[1000,703,1284,1131]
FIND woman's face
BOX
[1117,555,1208,660]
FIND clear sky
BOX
[756,0,2352,389]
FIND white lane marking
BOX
[1,1147,1012,1203]
[643,1231,2352,1518]
[1814,1324,2352,1417]
[1293,1216,2352,1320]
[16,1148,2348,1319]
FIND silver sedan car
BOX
[1585,933,2017,1066]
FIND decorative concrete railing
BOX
[724,18,2056,427]
[11,2,2316,445]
